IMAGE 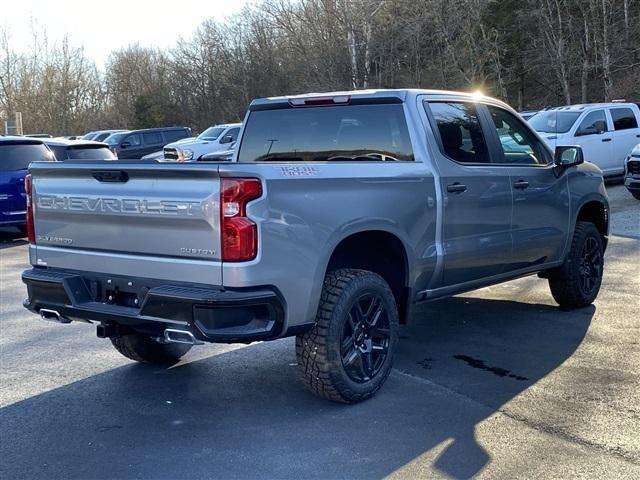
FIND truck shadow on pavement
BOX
[0,228,27,250]
[0,297,594,479]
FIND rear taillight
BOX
[25,174,35,243]
[220,178,262,262]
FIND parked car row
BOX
[0,121,244,231]
[81,129,127,142]
[3,98,640,235]
[162,123,241,161]
[103,127,192,159]
[10,122,243,164]
[526,102,640,178]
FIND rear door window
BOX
[238,104,414,162]
[164,129,189,143]
[427,102,490,164]
[0,143,52,170]
[610,108,638,130]
[142,132,163,145]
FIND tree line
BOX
[1,0,638,136]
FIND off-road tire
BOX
[296,269,399,403]
[110,333,192,366]
[548,221,604,309]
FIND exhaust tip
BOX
[164,329,203,345]
[39,309,71,324]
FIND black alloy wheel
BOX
[578,236,603,296]
[341,292,391,383]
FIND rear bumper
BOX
[22,267,286,343]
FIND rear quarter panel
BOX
[219,162,438,330]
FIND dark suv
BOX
[0,137,53,231]
[105,127,191,160]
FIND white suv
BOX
[163,123,242,161]
[528,103,640,177]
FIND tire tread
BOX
[548,221,603,309]
[296,269,397,403]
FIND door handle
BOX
[447,183,467,193]
[513,180,529,190]
[601,138,612,142]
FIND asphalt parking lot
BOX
[1,184,638,479]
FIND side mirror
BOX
[120,141,131,148]
[554,145,584,168]
[219,134,234,144]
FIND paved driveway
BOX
[1,185,638,479]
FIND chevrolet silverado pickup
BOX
[22,89,609,403]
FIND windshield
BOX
[197,126,226,141]
[528,111,582,134]
[238,104,414,163]
[104,132,128,145]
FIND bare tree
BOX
[3,0,640,133]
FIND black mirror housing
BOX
[554,145,584,168]
[220,134,233,144]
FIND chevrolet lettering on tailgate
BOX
[37,195,203,216]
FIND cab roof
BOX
[209,123,242,128]
[250,88,511,110]
[42,138,108,148]
[0,136,45,145]
[543,102,639,112]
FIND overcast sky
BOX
[2,0,251,68]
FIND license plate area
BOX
[84,275,149,309]
[105,288,140,308]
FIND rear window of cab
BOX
[238,104,414,163]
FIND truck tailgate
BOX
[30,162,222,284]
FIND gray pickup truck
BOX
[22,89,609,403]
